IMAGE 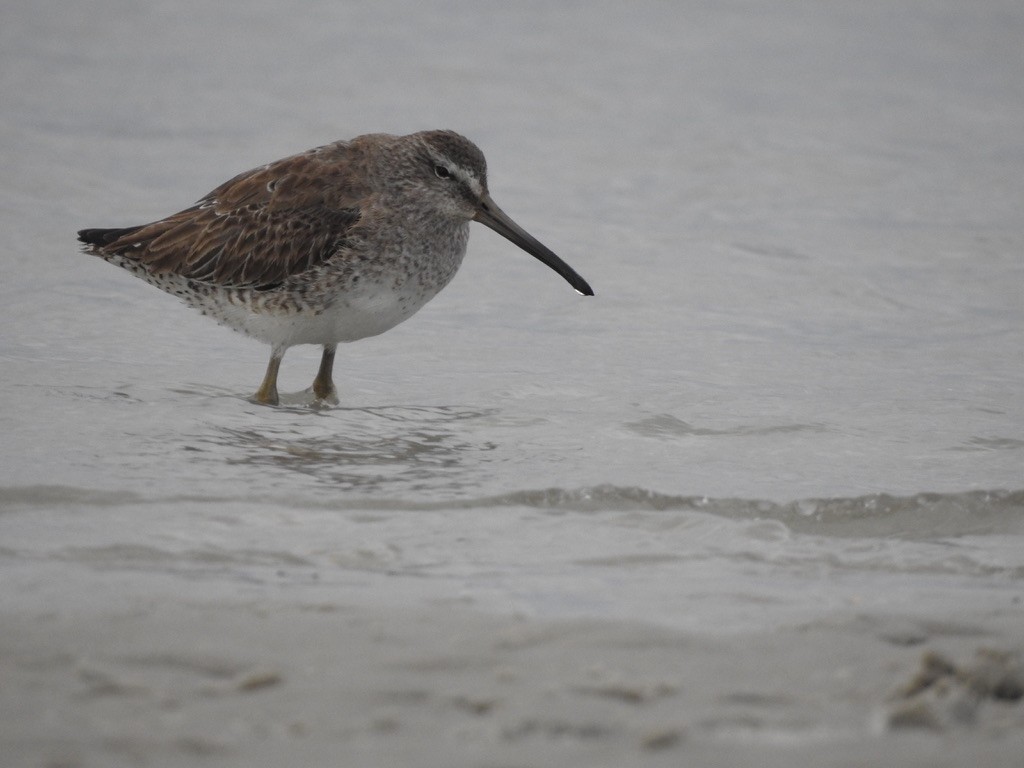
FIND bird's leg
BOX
[311,344,339,404]
[251,346,285,406]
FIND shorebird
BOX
[78,130,593,405]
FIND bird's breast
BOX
[290,223,470,344]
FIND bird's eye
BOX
[434,165,451,180]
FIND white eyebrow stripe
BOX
[427,145,485,197]
[464,173,483,198]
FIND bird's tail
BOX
[77,226,144,248]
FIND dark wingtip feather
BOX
[77,226,142,247]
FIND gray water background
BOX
[1,1,1022,632]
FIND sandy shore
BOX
[4,585,1022,768]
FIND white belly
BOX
[256,282,438,346]
[188,267,456,349]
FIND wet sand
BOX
[4,577,1022,767]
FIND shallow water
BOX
[2,1,1023,764]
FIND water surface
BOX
[2,1,1023,765]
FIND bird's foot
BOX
[307,384,339,407]
[249,386,280,407]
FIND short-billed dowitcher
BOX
[78,130,593,405]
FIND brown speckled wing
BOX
[92,145,366,290]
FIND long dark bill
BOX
[474,194,594,296]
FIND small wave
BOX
[950,436,1024,453]
[0,485,143,508]
[3,484,1021,539]
[625,414,827,439]
[463,486,1024,539]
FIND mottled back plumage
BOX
[79,140,372,290]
